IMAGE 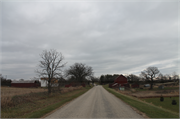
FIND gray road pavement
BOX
[45,85,143,118]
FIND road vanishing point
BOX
[45,85,144,118]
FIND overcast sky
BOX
[1,0,179,80]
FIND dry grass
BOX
[1,87,47,108]
[130,90,179,98]
[1,86,83,108]
[1,87,47,97]
[116,85,179,98]
[60,86,83,93]
[1,86,88,118]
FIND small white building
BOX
[40,78,59,87]
[40,79,48,87]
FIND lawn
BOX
[142,97,179,113]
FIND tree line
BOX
[99,67,179,89]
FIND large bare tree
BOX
[141,66,160,89]
[36,49,66,94]
[65,63,93,83]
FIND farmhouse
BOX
[109,74,129,88]
[11,80,40,88]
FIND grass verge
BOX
[1,86,92,118]
[103,85,179,118]
[142,97,179,113]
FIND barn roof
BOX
[115,74,126,79]
[11,80,36,83]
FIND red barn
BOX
[114,75,128,85]
[11,80,40,88]
[109,74,129,88]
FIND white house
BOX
[40,78,59,87]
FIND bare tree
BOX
[141,67,160,89]
[158,73,164,81]
[65,63,93,83]
[36,49,66,94]
[164,74,171,80]
[19,79,24,81]
[127,74,140,83]
[172,72,179,82]
[140,71,149,81]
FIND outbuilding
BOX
[11,80,40,88]
[40,78,59,87]
[109,74,129,88]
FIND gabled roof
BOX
[115,74,126,80]
[114,74,128,83]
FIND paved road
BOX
[45,85,143,118]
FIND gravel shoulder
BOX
[45,85,143,118]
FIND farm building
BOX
[109,74,129,88]
[11,80,40,88]
[40,78,59,87]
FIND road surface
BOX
[45,85,143,118]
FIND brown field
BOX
[1,86,47,97]
[1,86,82,108]
[130,90,179,98]
[1,87,47,108]
[117,85,179,98]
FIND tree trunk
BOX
[150,78,153,89]
[48,81,51,94]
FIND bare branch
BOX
[36,49,66,94]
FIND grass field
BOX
[142,97,179,113]
[1,86,91,118]
[103,85,179,118]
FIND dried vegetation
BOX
[116,85,179,98]
[1,86,82,108]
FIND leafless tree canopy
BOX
[36,49,66,94]
[140,71,149,81]
[141,66,160,89]
[65,63,93,83]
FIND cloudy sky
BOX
[1,0,179,80]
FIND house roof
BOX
[11,80,36,83]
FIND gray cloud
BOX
[1,1,179,79]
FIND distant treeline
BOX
[99,73,179,85]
